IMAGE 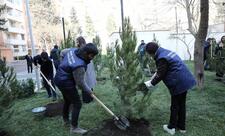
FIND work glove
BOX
[82,89,94,103]
[144,80,154,88]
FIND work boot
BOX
[163,125,175,135]
[70,126,87,134]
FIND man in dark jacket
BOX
[25,53,33,73]
[50,44,60,70]
[54,43,98,134]
[144,42,196,135]
[137,40,146,69]
[203,38,212,70]
[33,52,56,100]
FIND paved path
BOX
[7,60,42,92]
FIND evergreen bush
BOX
[109,18,152,118]
[92,35,102,77]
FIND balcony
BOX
[7,14,23,23]
[2,0,23,11]
[8,27,25,34]
[12,45,28,57]
[7,39,26,45]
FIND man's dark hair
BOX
[41,52,49,60]
[54,45,58,49]
[145,42,159,54]
[80,43,98,56]
[76,36,86,47]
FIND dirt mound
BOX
[84,118,152,136]
[44,101,64,117]
[0,129,11,136]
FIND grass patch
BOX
[0,63,225,136]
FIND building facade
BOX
[0,0,28,62]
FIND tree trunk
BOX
[194,0,209,89]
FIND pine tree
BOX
[61,31,75,49]
[109,18,152,118]
[92,35,102,76]
[69,7,82,38]
[0,57,16,109]
[85,15,95,40]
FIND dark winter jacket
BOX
[152,47,196,95]
[50,48,60,61]
[203,41,211,61]
[33,55,54,79]
[25,55,33,65]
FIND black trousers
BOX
[27,64,33,73]
[42,78,56,98]
[58,86,82,127]
[168,91,187,130]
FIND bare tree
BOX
[169,0,209,88]
[194,0,209,89]
[170,34,193,60]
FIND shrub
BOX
[109,18,152,119]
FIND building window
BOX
[14,49,19,53]
[7,34,10,39]
[13,45,19,48]
[22,45,26,51]
[21,34,25,40]
[7,0,13,3]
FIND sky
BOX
[60,0,221,52]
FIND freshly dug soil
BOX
[44,101,64,117]
[84,118,152,136]
[0,129,11,136]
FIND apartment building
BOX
[0,0,28,62]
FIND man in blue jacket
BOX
[54,43,98,134]
[144,42,196,135]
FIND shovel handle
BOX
[36,66,60,97]
[91,94,119,120]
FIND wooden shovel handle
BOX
[91,94,119,120]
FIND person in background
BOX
[50,44,60,70]
[203,38,212,70]
[33,52,57,101]
[214,35,225,80]
[54,43,98,134]
[144,42,196,135]
[25,53,33,73]
[137,40,146,69]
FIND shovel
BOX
[91,94,130,130]
[36,66,61,98]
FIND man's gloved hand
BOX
[144,80,154,88]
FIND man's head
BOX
[54,45,58,49]
[141,40,145,44]
[79,43,98,61]
[145,42,159,56]
[76,36,86,47]
[41,52,49,62]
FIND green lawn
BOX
[0,65,225,136]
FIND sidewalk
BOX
[7,60,43,92]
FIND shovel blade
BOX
[114,116,130,130]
